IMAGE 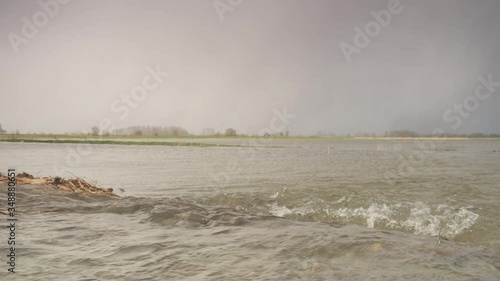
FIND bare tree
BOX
[225,128,237,136]
[91,126,100,136]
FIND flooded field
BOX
[1,139,499,280]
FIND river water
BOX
[0,139,499,280]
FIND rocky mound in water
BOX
[0,172,118,197]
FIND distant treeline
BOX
[3,125,500,138]
[112,126,189,136]
[384,130,417,137]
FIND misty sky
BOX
[1,0,499,135]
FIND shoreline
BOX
[0,138,239,147]
[0,135,499,146]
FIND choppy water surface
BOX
[1,139,499,280]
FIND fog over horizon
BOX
[1,0,499,136]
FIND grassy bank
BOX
[1,134,498,145]
[0,133,350,140]
[0,138,239,147]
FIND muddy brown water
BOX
[0,139,499,280]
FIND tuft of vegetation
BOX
[18,172,34,179]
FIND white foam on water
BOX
[270,203,293,217]
[402,202,442,236]
[270,187,287,200]
[270,201,480,238]
[334,203,398,228]
[269,203,315,218]
[334,196,349,204]
[401,203,480,236]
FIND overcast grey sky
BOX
[1,0,499,135]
